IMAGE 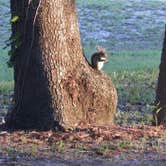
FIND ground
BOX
[0,124,166,165]
[0,0,166,165]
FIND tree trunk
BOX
[6,0,117,130]
[155,26,166,125]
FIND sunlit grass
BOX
[0,81,13,94]
[84,48,161,72]
[0,47,13,82]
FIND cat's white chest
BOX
[97,61,104,70]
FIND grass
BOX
[0,81,13,94]
[76,0,166,14]
[112,69,158,102]
[0,47,13,82]
[113,69,158,125]
[84,47,160,71]
[104,49,160,72]
[76,0,112,7]
[77,0,165,52]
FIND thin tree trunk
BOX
[154,26,166,125]
[6,0,117,130]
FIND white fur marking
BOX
[97,61,104,70]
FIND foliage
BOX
[11,16,19,23]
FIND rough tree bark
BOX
[6,0,117,130]
[154,26,166,125]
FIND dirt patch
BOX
[0,124,166,163]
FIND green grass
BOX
[112,69,158,102]
[77,0,166,9]
[143,1,166,8]
[77,0,165,52]
[0,80,13,94]
[0,47,13,82]
[77,0,112,7]
[104,49,160,72]
[84,48,161,73]
[112,69,158,125]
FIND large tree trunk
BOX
[6,0,117,130]
[155,26,166,125]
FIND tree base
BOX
[58,67,117,129]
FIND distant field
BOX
[77,0,166,50]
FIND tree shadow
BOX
[0,123,7,131]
